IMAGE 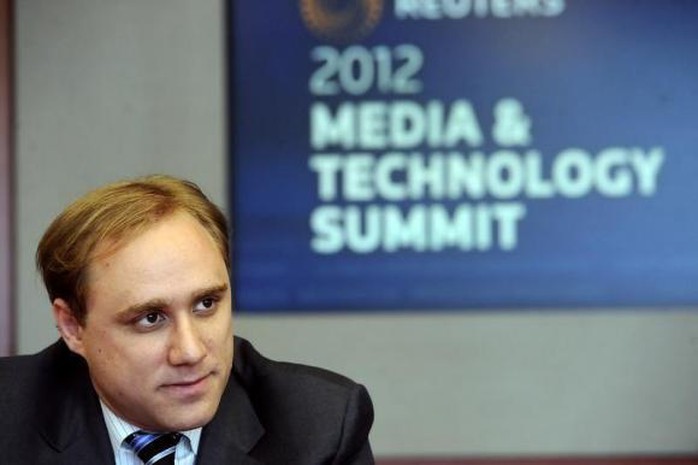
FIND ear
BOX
[52,298,86,357]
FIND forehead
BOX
[90,211,223,264]
[83,213,229,304]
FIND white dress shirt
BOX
[100,401,202,465]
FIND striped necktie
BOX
[124,431,182,465]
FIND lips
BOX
[168,374,209,387]
[161,372,214,397]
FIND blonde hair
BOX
[36,175,229,324]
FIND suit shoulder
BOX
[0,342,69,445]
[234,336,363,396]
[0,341,86,405]
[0,347,47,394]
[231,337,374,463]
[232,336,373,426]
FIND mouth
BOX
[161,372,214,397]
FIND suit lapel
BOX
[196,368,265,465]
[36,341,115,464]
[35,340,266,465]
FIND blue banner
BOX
[229,0,698,312]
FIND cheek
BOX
[81,330,113,365]
[207,313,234,353]
[212,306,233,333]
[86,334,164,381]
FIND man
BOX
[0,175,374,464]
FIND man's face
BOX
[59,212,234,431]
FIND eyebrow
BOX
[191,283,229,303]
[117,283,229,322]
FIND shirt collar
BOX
[99,400,202,457]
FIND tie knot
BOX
[124,431,182,465]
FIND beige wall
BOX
[15,0,698,456]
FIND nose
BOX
[168,315,207,366]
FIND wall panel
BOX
[0,0,13,356]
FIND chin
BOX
[161,405,218,431]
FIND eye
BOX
[135,312,166,329]
[194,296,219,313]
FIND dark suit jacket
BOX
[0,336,374,464]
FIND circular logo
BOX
[300,0,384,43]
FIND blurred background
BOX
[2,1,698,463]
